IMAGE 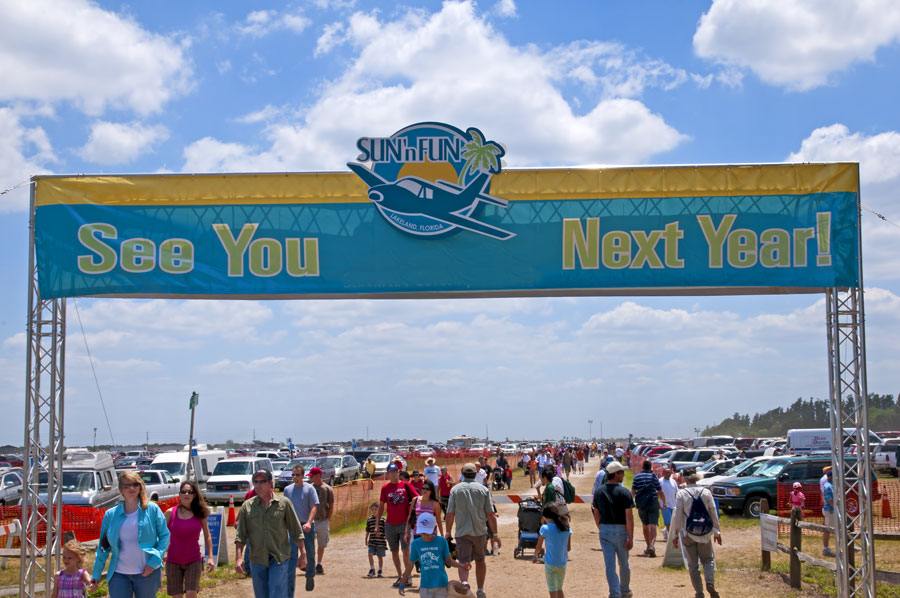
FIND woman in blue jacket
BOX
[91,470,170,598]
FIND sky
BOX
[1,0,899,448]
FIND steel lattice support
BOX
[826,286,874,598]
[20,184,67,598]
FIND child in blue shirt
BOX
[533,505,572,598]
[399,512,469,598]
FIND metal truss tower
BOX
[826,284,875,597]
[20,186,67,598]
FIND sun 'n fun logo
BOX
[347,122,515,240]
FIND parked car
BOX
[695,459,740,480]
[138,470,180,502]
[711,455,878,518]
[205,457,273,505]
[696,456,774,488]
[661,449,721,471]
[35,450,120,508]
[276,457,318,491]
[330,454,360,484]
[150,448,227,484]
[369,452,407,476]
[0,455,24,468]
[872,443,898,476]
[0,468,23,505]
[499,443,518,455]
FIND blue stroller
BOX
[512,498,544,559]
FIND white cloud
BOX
[237,9,311,37]
[235,105,286,124]
[78,121,169,165]
[694,0,900,91]
[0,108,55,212]
[182,1,687,173]
[495,0,517,18]
[315,22,346,56]
[787,124,900,183]
[0,0,192,115]
[787,124,900,280]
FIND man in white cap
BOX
[446,463,500,598]
[398,512,469,597]
[592,461,634,598]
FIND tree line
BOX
[702,394,899,437]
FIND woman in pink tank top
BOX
[164,481,214,598]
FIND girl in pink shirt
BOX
[790,482,806,509]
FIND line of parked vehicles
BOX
[629,428,896,519]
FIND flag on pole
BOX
[189,391,199,409]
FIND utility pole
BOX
[588,419,593,441]
[93,427,97,449]
[146,431,149,447]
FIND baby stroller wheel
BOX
[513,547,520,558]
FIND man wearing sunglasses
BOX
[235,470,308,597]
[284,465,319,593]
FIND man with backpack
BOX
[671,468,722,598]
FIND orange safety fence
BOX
[776,479,900,535]
[0,497,180,548]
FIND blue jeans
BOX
[108,568,161,598]
[287,525,316,597]
[250,556,292,598]
[599,524,631,598]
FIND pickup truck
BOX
[139,470,181,502]
[873,443,898,476]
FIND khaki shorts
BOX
[315,519,330,548]
[824,510,835,528]
[165,560,202,595]
[455,534,486,564]
[420,586,449,598]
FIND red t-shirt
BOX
[576,450,584,460]
[411,479,424,493]
[380,481,418,525]
[438,474,452,497]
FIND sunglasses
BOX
[252,479,269,484]
[120,483,140,489]
[180,489,195,495]
[292,473,304,477]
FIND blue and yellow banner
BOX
[33,163,860,299]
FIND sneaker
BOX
[305,577,315,591]
[367,568,375,578]
[377,570,383,578]
[621,592,633,598]
[707,585,720,598]
[648,545,657,558]
[823,547,836,557]
[316,564,324,575]
[662,529,668,541]
[476,590,486,598]
[392,578,402,588]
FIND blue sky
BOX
[1,0,899,447]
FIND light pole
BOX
[588,419,593,441]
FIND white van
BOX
[34,450,120,508]
[787,428,883,455]
[151,446,226,484]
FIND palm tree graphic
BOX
[458,128,503,185]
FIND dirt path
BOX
[200,458,823,598]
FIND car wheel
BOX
[743,495,766,518]
[150,494,159,502]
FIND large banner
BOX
[33,125,860,299]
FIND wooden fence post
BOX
[761,498,771,570]
[790,507,802,589]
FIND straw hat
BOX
[425,457,436,465]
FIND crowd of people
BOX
[53,442,734,598]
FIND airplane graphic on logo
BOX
[349,122,515,240]
[347,163,514,240]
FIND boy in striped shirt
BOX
[365,502,387,578]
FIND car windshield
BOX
[316,458,332,468]
[734,459,768,477]
[655,450,676,461]
[212,461,253,476]
[672,451,695,461]
[372,454,391,463]
[755,460,790,478]
[289,459,316,471]
[698,461,719,472]
[38,471,96,492]
[151,462,185,476]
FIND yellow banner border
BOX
[34,162,859,207]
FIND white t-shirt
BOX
[659,477,679,508]
[115,510,146,574]
[522,454,531,465]
[820,474,828,496]
[423,465,440,486]
[475,468,487,486]
[615,447,624,458]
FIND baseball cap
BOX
[387,463,400,472]
[793,482,802,489]
[606,461,626,474]
[415,512,437,534]
[461,462,478,474]
[252,470,272,482]
[412,470,421,476]
[309,467,323,475]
